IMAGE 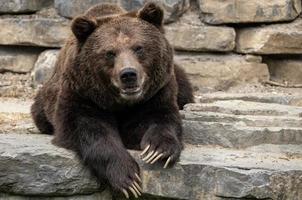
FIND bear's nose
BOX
[120,68,137,85]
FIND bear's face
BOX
[71,3,173,103]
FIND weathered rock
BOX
[120,0,190,23]
[0,134,100,196]
[54,0,118,19]
[265,56,302,85]
[198,0,302,24]
[0,73,36,98]
[0,0,52,14]
[181,111,302,128]
[32,50,59,86]
[184,100,302,117]
[183,120,302,148]
[0,134,301,199]
[165,12,235,52]
[175,54,269,90]
[2,98,302,149]
[0,192,112,200]
[0,46,41,73]
[0,14,70,47]
[0,99,38,134]
[195,92,302,106]
[55,0,189,23]
[236,18,302,54]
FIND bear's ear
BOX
[71,15,97,43]
[138,2,164,29]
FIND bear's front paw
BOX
[140,128,182,168]
[106,155,142,199]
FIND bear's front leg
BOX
[53,97,142,198]
[139,107,183,168]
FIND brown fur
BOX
[31,2,193,196]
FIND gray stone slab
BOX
[31,50,59,86]
[175,54,269,90]
[181,111,302,128]
[0,134,301,200]
[184,100,302,117]
[0,14,70,47]
[55,0,189,24]
[183,121,302,148]
[0,0,52,14]
[166,12,235,52]
[198,0,302,24]
[236,17,302,54]
[195,92,302,106]
[0,46,42,73]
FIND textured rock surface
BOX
[121,0,190,23]
[183,120,302,147]
[185,100,302,117]
[0,192,112,200]
[166,12,235,52]
[236,18,302,54]
[195,92,302,106]
[54,0,118,19]
[0,14,70,47]
[55,0,189,23]
[0,99,37,134]
[0,0,52,13]
[32,50,59,85]
[198,0,302,24]
[265,56,302,85]
[0,46,41,73]
[175,54,269,90]
[0,134,100,196]
[181,111,302,128]
[0,134,301,199]
[0,73,36,98]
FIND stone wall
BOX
[1,0,302,95]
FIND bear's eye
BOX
[105,51,116,60]
[133,46,144,56]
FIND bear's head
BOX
[70,3,173,105]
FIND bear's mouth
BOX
[120,87,142,96]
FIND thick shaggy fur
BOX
[31,3,193,195]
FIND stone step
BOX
[185,100,302,117]
[181,111,302,128]
[0,134,301,200]
[1,99,302,148]
[195,92,302,106]
[183,121,302,148]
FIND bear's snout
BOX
[120,68,138,86]
[119,67,142,99]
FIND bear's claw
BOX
[141,144,174,168]
[163,156,171,168]
[121,179,142,198]
[122,189,130,199]
[140,144,150,156]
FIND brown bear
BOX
[31,2,193,198]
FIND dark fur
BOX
[31,2,193,194]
